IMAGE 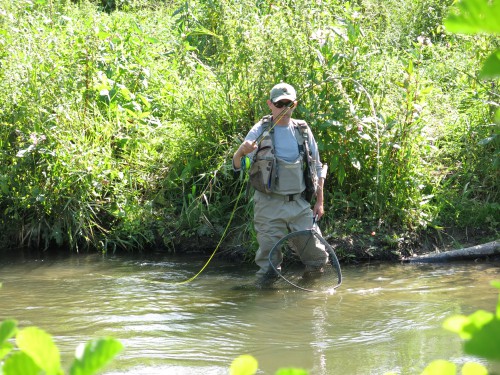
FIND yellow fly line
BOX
[174,175,247,285]
[175,103,297,284]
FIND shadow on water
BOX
[0,251,499,374]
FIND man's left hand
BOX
[313,202,324,220]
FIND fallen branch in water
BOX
[404,240,500,263]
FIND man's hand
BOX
[313,202,324,220]
[233,140,257,169]
[237,140,257,156]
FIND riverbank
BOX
[168,226,499,264]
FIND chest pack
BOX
[248,116,318,202]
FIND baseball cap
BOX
[270,83,297,103]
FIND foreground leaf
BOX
[443,310,494,339]
[229,355,259,375]
[0,342,14,361]
[461,362,488,375]
[491,280,500,290]
[492,280,500,318]
[3,351,41,375]
[0,320,18,345]
[444,294,500,362]
[479,50,500,79]
[463,317,500,361]
[0,320,18,359]
[421,360,456,375]
[16,326,62,375]
[445,0,500,34]
[275,369,309,375]
[70,338,123,375]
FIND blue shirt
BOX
[238,118,326,179]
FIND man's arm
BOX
[313,177,325,219]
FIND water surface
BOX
[0,253,498,374]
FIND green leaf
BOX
[461,362,488,375]
[0,342,14,360]
[97,31,110,40]
[407,59,414,75]
[275,369,309,375]
[16,326,62,375]
[445,0,500,34]
[69,338,123,375]
[3,352,41,375]
[443,310,495,340]
[419,86,433,96]
[463,317,500,361]
[466,310,495,331]
[421,360,456,375]
[187,27,222,40]
[337,164,346,185]
[229,355,259,375]
[493,280,500,317]
[0,320,18,360]
[492,280,500,290]
[479,50,500,79]
[444,315,471,338]
[0,320,18,345]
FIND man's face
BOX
[267,99,296,123]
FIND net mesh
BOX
[268,228,342,292]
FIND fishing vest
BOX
[248,116,318,201]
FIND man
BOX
[232,82,329,286]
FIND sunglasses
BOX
[272,100,293,108]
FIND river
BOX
[0,252,498,374]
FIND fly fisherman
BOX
[232,82,329,287]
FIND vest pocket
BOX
[249,157,275,194]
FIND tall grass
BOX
[0,0,497,253]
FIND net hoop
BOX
[268,228,342,292]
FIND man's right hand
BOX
[233,140,257,169]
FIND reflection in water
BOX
[0,253,498,374]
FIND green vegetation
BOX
[443,281,500,364]
[0,0,498,256]
[0,320,122,375]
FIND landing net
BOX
[268,227,342,292]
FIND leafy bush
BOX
[0,0,497,253]
[0,320,122,375]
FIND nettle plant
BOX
[0,319,122,375]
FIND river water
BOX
[0,252,498,374]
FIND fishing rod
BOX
[252,77,340,145]
[253,101,296,145]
